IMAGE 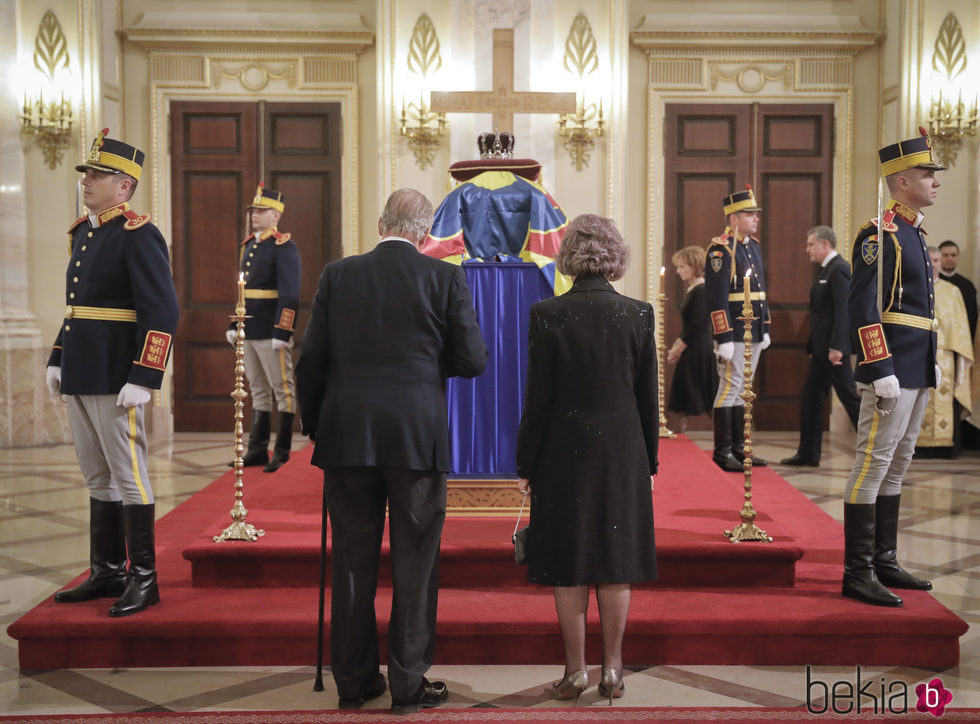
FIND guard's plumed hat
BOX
[723,184,762,216]
[247,183,285,213]
[878,127,946,176]
[75,128,144,181]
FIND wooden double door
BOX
[170,101,342,432]
[663,103,835,430]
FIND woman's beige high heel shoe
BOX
[552,669,589,704]
[598,667,624,704]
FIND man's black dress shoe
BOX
[338,673,386,709]
[390,678,448,714]
[779,454,819,467]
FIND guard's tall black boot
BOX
[731,405,767,466]
[712,407,743,472]
[109,504,160,617]
[841,503,903,607]
[229,410,271,467]
[264,412,294,472]
[54,498,128,602]
[874,495,932,590]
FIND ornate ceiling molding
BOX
[631,14,878,53]
[122,10,374,53]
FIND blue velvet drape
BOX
[448,260,553,477]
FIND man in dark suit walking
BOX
[781,225,861,467]
[296,188,487,713]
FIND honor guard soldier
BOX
[841,128,944,607]
[226,184,301,472]
[46,129,180,617]
[704,185,771,472]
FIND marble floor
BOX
[1,428,977,717]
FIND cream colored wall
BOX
[20,0,82,351]
[912,1,978,280]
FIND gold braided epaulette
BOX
[274,231,292,245]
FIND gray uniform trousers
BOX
[66,395,153,505]
[844,385,930,505]
[243,339,296,413]
[713,341,763,408]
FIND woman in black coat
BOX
[667,245,719,432]
[516,214,658,705]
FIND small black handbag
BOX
[512,492,529,565]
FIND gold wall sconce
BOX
[19,10,74,169]
[557,13,605,171]
[399,14,447,170]
[926,13,977,168]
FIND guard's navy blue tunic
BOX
[703,232,770,344]
[847,199,937,389]
[48,202,179,394]
[234,227,301,342]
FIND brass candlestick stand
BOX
[214,294,265,542]
[656,276,676,439]
[724,294,771,543]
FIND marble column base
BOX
[0,311,71,447]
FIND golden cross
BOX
[430,28,576,131]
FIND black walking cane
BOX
[313,479,328,691]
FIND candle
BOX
[237,272,245,308]
[743,269,752,307]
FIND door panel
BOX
[664,103,834,430]
[171,101,342,432]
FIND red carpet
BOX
[9,436,967,669]
[6,708,980,723]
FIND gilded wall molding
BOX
[631,15,876,304]
[122,14,374,259]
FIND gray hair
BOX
[380,188,434,242]
[556,214,630,281]
[806,225,837,248]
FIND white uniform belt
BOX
[728,291,767,302]
[64,305,137,322]
[245,289,279,299]
[881,311,939,331]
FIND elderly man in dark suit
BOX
[781,225,861,467]
[296,188,487,713]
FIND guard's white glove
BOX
[116,383,152,408]
[272,338,289,351]
[871,374,900,399]
[225,330,237,346]
[761,333,771,350]
[715,341,734,362]
[46,366,62,397]
[935,364,942,388]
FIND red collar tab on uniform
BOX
[96,202,130,226]
[885,200,917,226]
[68,215,87,233]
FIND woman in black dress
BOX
[516,214,658,705]
[667,246,718,432]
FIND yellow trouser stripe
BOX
[881,311,938,331]
[128,407,149,504]
[65,305,137,322]
[727,291,767,302]
[278,348,293,413]
[245,289,279,299]
[714,360,733,407]
[848,412,880,504]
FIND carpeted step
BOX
[10,579,967,669]
[181,440,804,589]
[182,516,804,589]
